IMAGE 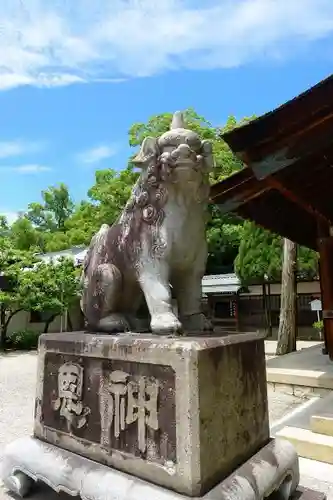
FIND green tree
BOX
[206,209,244,274]
[27,183,74,232]
[64,201,99,247]
[0,215,9,238]
[63,168,139,247]
[88,167,138,224]
[42,231,71,253]
[9,216,43,251]
[0,255,81,349]
[298,246,319,280]
[235,221,318,283]
[18,258,81,333]
[235,222,283,282]
[0,241,36,348]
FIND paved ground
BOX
[265,340,322,356]
[0,351,332,499]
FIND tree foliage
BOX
[235,221,318,283]
[0,250,80,347]
[0,243,36,347]
[235,222,283,282]
[18,258,80,325]
[27,183,74,232]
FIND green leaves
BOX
[18,258,80,315]
[234,221,319,283]
[0,245,80,346]
[235,221,283,283]
[27,183,74,231]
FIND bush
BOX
[7,329,40,350]
[313,320,323,340]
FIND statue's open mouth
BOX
[174,159,198,168]
[169,145,200,169]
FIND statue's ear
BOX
[201,140,214,172]
[132,137,159,167]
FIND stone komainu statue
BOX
[80,112,214,334]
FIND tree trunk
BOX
[43,315,57,334]
[267,281,273,337]
[276,239,297,355]
[67,313,73,332]
[0,304,6,350]
[262,283,269,336]
[0,308,23,350]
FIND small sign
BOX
[310,299,322,312]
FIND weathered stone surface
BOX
[1,436,299,500]
[33,331,270,496]
[80,111,214,335]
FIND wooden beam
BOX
[237,110,333,172]
[210,172,270,214]
[265,176,328,223]
[209,168,252,200]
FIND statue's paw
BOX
[202,316,214,331]
[150,312,182,335]
[97,314,131,334]
[181,313,213,334]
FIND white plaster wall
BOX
[6,302,83,335]
[246,280,320,296]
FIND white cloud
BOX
[0,210,21,224]
[1,0,333,90]
[77,145,118,164]
[0,73,85,91]
[0,140,44,158]
[0,164,52,173]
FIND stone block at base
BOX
[1,436,299,500]
[33,331,270,496]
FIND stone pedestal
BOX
[1,331,300,499]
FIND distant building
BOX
[203,274,321,339]
[202,274,243,331]
[36,246,87,266]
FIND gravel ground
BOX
[0,351,331,499]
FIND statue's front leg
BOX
[174,271,213,334]
[138,262,182,335]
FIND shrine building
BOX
[210,74,333,360]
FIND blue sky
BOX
[1,0,333,222]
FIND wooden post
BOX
[262,283,269,336]
[317,257,328,355]
[317,223,333,359]
[0,303,6,350]
[235,296,240,332]
[267,281,273,337]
